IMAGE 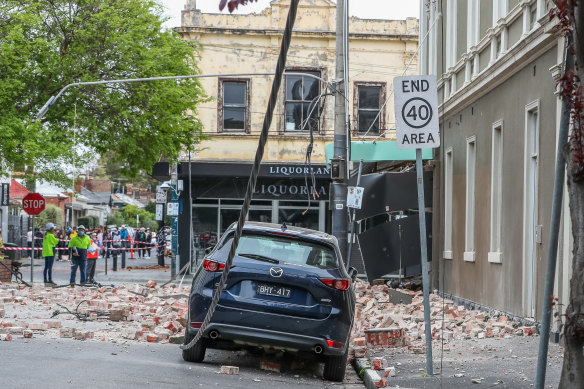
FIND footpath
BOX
[13,250,194,287]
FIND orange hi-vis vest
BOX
[87,239,99,259]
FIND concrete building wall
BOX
[441,48,557,315]
[421,0,571,319]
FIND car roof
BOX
[225,221,339,246]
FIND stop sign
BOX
[22,193,46,215]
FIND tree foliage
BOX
[219,0,259,13]
[36,204,64,228]
[108,205,158,230]
[0,0,206,185]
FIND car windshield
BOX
[217,233,338,270]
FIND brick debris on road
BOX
[0,278,564,388]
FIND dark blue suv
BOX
[183,222,356,382]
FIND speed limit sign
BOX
[394,75,440,149]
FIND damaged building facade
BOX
[419,0,572,322]
[168,0,418,266]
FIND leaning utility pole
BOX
[331,0,349,263]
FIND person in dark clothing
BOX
[135,228,146,258]
[34,228,43,258]
[111,228,122,271]
[103,229,112,260]
[145,228,152,257]
[56,230,67,261]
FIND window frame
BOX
[218,78,251,133]
[444,147,453,259]
[464,135,476,262]
[353,81,386,135]
[283,68,322,133]
[489,120,504,263]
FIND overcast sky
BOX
[159,0,420,29]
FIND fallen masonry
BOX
[348,281,541,387]
[0,279,539,355]
[0,280,189,344]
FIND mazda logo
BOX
[270,267,283,277]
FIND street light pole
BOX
[332,0,349,264]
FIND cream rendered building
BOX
[172,0,418,264]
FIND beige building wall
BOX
[178,0,418,164]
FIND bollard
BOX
[113,254,117,271]
[121,249,126,269]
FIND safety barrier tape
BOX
[2,243,168,251]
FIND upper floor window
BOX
[354,82,385,134]
[218,78,250,133]
[284,70,321,131]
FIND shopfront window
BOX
[192,206,218,249]
[278,207,319,230]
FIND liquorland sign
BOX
[267,165,330,177]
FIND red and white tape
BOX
[2,243,167,251]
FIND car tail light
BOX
[319,278,350,290]
[326,339,345,349]
[203,259,225,272]
[190,321,203,329]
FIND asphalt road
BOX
[0,337,362,389]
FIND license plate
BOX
[256,283,291,298]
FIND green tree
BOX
[144,202,156,214]
[0,0,206,185]
[107,211,125,227]
[37,204,64,228]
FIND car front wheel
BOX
[323,347,348,382]
[182,330,207,363]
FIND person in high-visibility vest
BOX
[42,223,59,285]
[68,225,90,287]
[86,232,99,284]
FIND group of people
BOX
[40,224,156,287]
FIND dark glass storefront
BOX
[176,162,331,271]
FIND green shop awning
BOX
[325,141,433,163]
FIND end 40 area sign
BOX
[393,75,440,149]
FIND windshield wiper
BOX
[238,253,280,264]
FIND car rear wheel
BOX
[323,347,348,382]
[182,330,207,363]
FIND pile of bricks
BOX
[0,281,190,344]
[350,281,538,352]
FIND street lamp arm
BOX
[35,72,341,120]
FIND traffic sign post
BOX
[394,75,439,376]
[22,193,46,284]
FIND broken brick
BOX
[259,361,281,373]
[220,366,239,375]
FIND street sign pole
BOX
[171,186,178,279]
[30,215,34,283]
[416,148,433,375]
[393,75,439,376]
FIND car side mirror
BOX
[348,266,358,281]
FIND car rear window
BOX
[217,233,338,270]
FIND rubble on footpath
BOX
[350,281,538,352]
[0,280,189,344]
